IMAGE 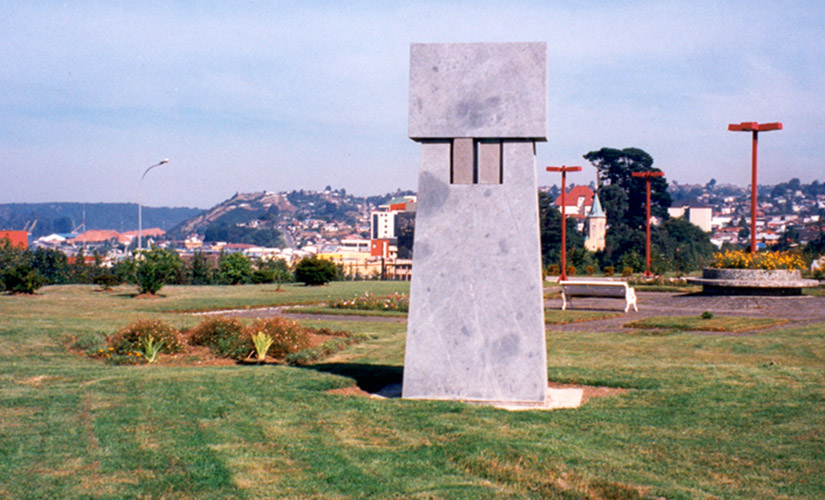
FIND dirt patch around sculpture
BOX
[326,381,628,408]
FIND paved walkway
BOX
[199,292,825,334]
[545,291,825,334]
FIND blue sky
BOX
[2,1,823,208]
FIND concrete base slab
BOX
[373,384,584,411]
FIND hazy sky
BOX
[2,1,823,209]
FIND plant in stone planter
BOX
[710,249,805,271]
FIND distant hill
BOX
[0,202,203,238]
[165,188,415,247]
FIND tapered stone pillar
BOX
[403,42,548,405]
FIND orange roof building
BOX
[0,230,28,249]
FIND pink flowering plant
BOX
[330,292,409,312]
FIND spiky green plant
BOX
[251,331,274,361]
[140,335,164,364]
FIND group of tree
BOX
[540,147,714,274]
[0,240,344,295]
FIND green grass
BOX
[803,286,825,297]
[286,307,619,325]
[1,284,824,498]
[545,309,623,324]
[632,284,701,293]
[625,315,790,333]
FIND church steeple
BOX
[588,191,605,218]
[585,192,606,252]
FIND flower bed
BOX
[710,249,805,271]
[689,250,817,295]
[329,292,409,312]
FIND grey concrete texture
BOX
[409,42,547,140]
[402,141,548,403]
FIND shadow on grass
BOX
[304,362,403,393]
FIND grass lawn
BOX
[285,308,621,325]
[1,284,823,499]
[544,310,623,324]
[625,315,791,333]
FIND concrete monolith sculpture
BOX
[402,42,548,405]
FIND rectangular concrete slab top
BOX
[409,42,547,140]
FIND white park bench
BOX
[559,280,638,313]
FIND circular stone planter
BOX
[688,268,819,296]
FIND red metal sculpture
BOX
[632,171,665,277]
[728,121,783,254]
[546,166,582,281]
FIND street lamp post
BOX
[546,165,581,281]
[632,171,665,277]
[138,159,169,251]
[728,121,782,254]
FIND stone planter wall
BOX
[701,268,802,282]
[688,268,817,296]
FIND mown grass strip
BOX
[544,309,623,324]
[625,315,790,333]
[2,284,825,499]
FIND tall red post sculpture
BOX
[728,121,782,254]
[546,166,581,281]
[632,171,665,277]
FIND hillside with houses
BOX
[3,178,824,279]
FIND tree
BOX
[134,247,182,295]
[217,252,253,285]
[189,251,213,285]
[651,218,715,273]
[31,247,70,284]
[538,192,584,267]
[294,256,337,286]
[583,147,671,229]
[0,238,46,294]
[252,258,292,289]
[72,247,90,283]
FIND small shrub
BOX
[566,265,576,277]
[92,271,122,291]
[70,331,107,354]
[294,256,337,286]
[285,334,367,366]
[1,263,46,294]
[134,247,182,295]
[247,317,309,358]
[218,252,253,285]
[604,266,615,277]
[313,327,351,338]
[701,311,714,320]
[621,267,634,277]
[547,264,560,276]
[188,316,251,360]
[108,319,183,356]
[585,265,595,276]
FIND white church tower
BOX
[585,192,606,252]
